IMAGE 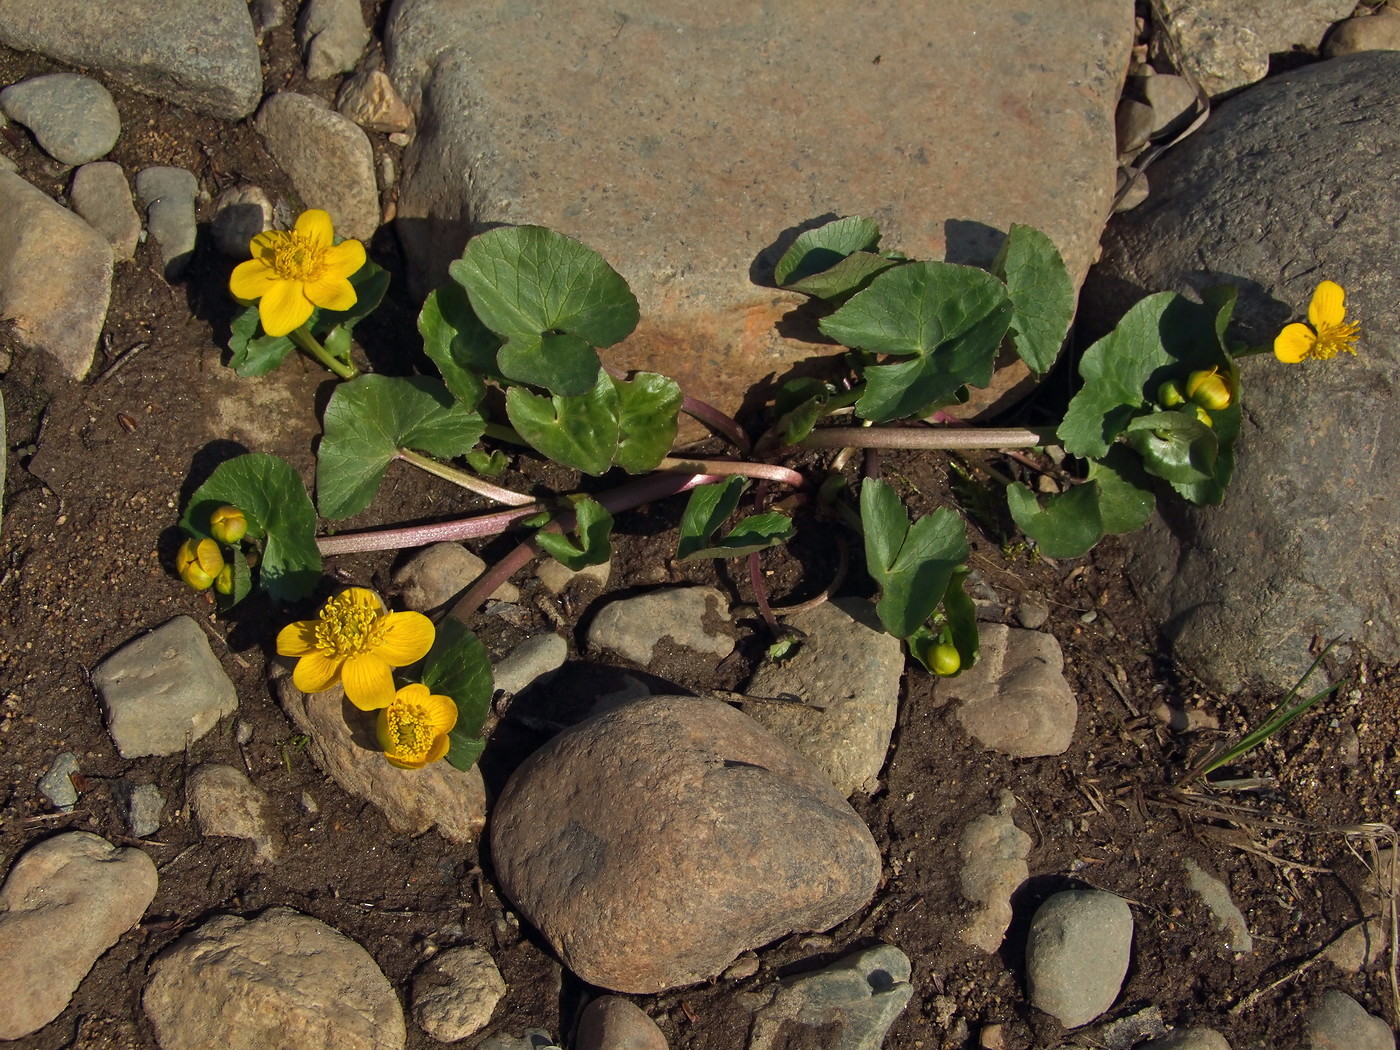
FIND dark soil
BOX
[2,11,1397,1050]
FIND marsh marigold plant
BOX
[377,683,458,769]
[1274,280,1361,363]
[277,588,434,710]
[229,209,366,337]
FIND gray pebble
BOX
[745,943,913,1050]
[1016,597,1050,630]
[252,0,286,40]
[297,0,370,80]
[1026,889,1133,1028]
[1135,1028,1231,1050]
[116,782,165,838]
[477,1030,561,1050]
[586,586,735,667]
[492,633,567,697]
[0,73,120,165]
[37,752,80,811]
[411,945,505,1042]
[69,162,140,261]
[135,166,198,280]
[210,184,271,260]
[1184,859,1253,953]
[1307,989,1395,1050]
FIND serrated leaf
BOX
[613,372,681,473]
[449,226,638,396]
[181,453,321,602]
[821,262,1013,423]
[1006,481,1104,559]
[317,376,486,520]
[421,618,493,772]
[860,478,969,639]
[677,477,746,560]
[533,497,614,570]
[1058,292,1226,459]
[418,284,498,408]
[228,305,296,376]
[992,224,1074,374]
[505,371,620,476]
[1125,410,1218,485]
[1087,445,1156,535]
[786,252,900,303]
[775,216,882,287]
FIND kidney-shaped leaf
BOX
[505,372,620,476]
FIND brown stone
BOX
[490,696,882,992]
[575,997,669,1050]
[337,70,415,133]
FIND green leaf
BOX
[312,259,390,334]
[181,453,321,602]
[465,448,508,477]
[418,284,499,408]
[1058,292,1227,459]
[505,372,620,476]
[992,224,1074,374]
[613,372,681,473]
[820,262,1014,422]
[449,226,639,396]
[1005,481,1104,559]
[786,252,901,303]
[1087,445,1156,535]
[941,567,980,672]
[677,477,746,560]
[215,549,254,613]
[228,305,295,376]
[860,478,969,639]
[1124,410,1218,486]
[533,497,614,570]
[421,618,494,772]
[775,216,882,287]
[317,376,486,520]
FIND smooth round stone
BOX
[0,73,120,164]
[1026,889,1133,1028]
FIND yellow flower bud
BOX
[1191,404,1213,428]
[176,537,225,591]
[1157,380,1185,408]
[214,564,235,595]
[209,505,248,544]
[1185,367,1232,411]
[929,643,961,676]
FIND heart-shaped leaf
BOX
[418,283,499,408]
[421,618,493,771]
[860,478,969,639]
[992,224,1074,374]
[505,372,620,476]
[1005,481,1105,560]
[613,372,681,473]
[775,216,882,286]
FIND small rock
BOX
[92,615,238,758]
[392,542,518,611]
[1184,858,1253,953]
[0,73,120,165]
[187,763,281,863]
[252,0,286,40]
[1136,1028,1232,1050]
[1151,702,1219,732]
[1095,1005,1166,1049]
[274,672,487,843]
[1324,10,1400,57]
[1026,889,1133,1029]
[143,908,406,1050]
[337,69,415,133]
[493,632,567,697]
[741,598,904,797]
[1115,97,1154,155]
[411,944,505,1043]
[576,997,668,1050]
[490,696,881,992]
[478,1031,561,1050]
[586,586,734,668]
[939,623,1078,757]
[37,751,80,811]
[69,161,140,260]
[1139,74,1198,135]
[116,781,165,838]
[297,0,371,80]
[135,165,198,279]
[255,91,380,241]
[535,555,611,595]
[0,169,113,379]
[958,790,1030,953]
[722,952,760,981]
[211,184,272,259]
[0,832,157,1040]
[1325,919,1389,974]
[1114,170,1150,213]
[745,944,913,1050]
[1306,989,1395,1050]
[1016,597,1050,630]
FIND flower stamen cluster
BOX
[1275,280,1361,362]
[377,684,458,769]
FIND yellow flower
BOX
[376,683,458,770]
[1274,280,1360,362]
[276,588,434,710]
[176,537,225,591]
[1185,367,1232,411]
[229,209,366,338]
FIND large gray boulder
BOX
[1084,52,1400,692]
[385,0,1132,420]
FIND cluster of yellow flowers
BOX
[277,589,458,769]
[176,505,248,593]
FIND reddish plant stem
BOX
[747,551,779,634]
[658,457,806,488]
[798,425,1057,450]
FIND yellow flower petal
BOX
[1273,322,1317,363]
[374,611,436,666]
[248,231,284,261]
[276,619,322,657]
[419,692,459,734]
[304,275,357,313]
[344,587,385,612]
[422,732,451,765]
[1308,280,1346,329]
[295,209,336,251]
[229,257,279,301]
[293,650,344,694]
[321,238,367,281]
[259,279,315,337]
[342,652,397,710]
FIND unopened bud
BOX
[209,505,248,544]
[1191,404,1213,428]
[1186,367,1232,411]
[214,563,235,595]
[1157,380,1185,408]
[176,537,225,591]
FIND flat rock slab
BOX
[143,908,406,1050]
[1086,52,1400,692]
[0,0,262,120]
[0,169,113,379]
[490,695,882,993]
[0,832,157,1040]
[92,614,238,758]
[187,763,281,863]
[387,0,1131,418]
[1306,989,1395,1050]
